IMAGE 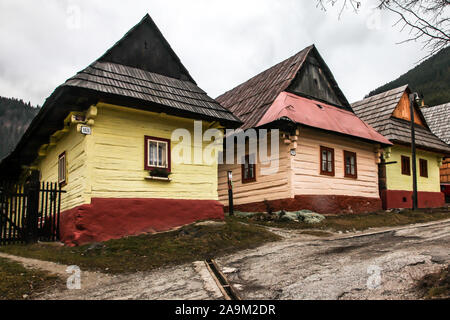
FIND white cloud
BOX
[0,0,427,106]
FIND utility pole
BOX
[409,93,418,210]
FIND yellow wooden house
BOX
[421,102,450,202]
[216,45,392,214]
[0,15,240,245]
[352,85,450,209]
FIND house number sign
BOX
[81,126,92,135]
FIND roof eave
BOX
[67,86,242,127]
[256,117,393,147]
[0,84,242,179]
[390,139,450,156]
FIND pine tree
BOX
[368,47,450,107]
[0,96,40,159]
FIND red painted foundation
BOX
[381,190,445,210]
[225,195,382,215]
[60,198,224,246]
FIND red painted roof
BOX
[257,92,392,145]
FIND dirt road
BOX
[216,219,450,299]
[3,219,449,300]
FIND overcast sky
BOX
[0,0,428,106]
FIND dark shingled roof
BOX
[421,102,450,145]
[65,61,238,122]
[216,45,351,130]
[0,14,240,178]
[351,85,408,129]
[352,85,450,154]
[216,46,312,129]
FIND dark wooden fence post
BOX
[25,171,40,243]
[227,171,234,216]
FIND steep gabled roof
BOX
[215,45,388,146]
[61,13,239,123]
[64,61,237,122]
[351,85,408,129]
[352,85,450,154]
[0,14,241,178]
[98,14,196,83]
[216,45,350,129]
[257,92,391,145]
[421,102,450,144]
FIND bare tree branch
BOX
[317,0,361,19]
[317,0,450,58]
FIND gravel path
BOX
[216,219,450,300]
[1,219,448,300]
[0,253,223,300]
[38,261,223,300]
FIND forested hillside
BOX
[0,96,39,160]
[368,46,450,106]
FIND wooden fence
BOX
[0,175,65,245]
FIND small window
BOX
[344,151,357,179]
[401,155,411,176]
[320,146,335,176]
[144,136,171,171]
[241,154,256,183]
[419,159,428,178]
[58,152,67,186]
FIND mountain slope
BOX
[368,46,450,106]
[0,96,39,160]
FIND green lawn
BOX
[229,207,450,232]
[0,218,280,274]
[0,258,61,300]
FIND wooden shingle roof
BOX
[421,102,450,144]
[352,85,450,154]
[64,61,238,122]
[0,14,240,178]
[216,46,313,129]
[217,45,352,130]
[351,85,408,129]
[216,45,392,145]
[97,14,196,84]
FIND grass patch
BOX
[0,258,61,300]
[0,218,280,274]
[417,265,450,299]
[229,207,450,233]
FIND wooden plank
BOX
[392,92,425,126]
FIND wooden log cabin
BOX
[352,86,450,209]
[421,102,450,202]
[0,14,241,246]
[217,45,392,214]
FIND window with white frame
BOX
[320,146,335,176]
[145,136,171,171]
[58,152,67,186]
[344,150,357,179]
[241,154,256,183]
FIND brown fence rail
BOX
[0,177,65,245]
